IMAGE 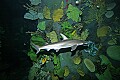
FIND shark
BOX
[31,33,89,54]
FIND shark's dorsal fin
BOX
[60,33,68,40]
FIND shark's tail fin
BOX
[30,42,40,54]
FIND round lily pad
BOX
[105,11,114,18]
[107,45,120,61]
[84,58,95,72]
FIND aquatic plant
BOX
[80,29,89,40]
[84,0,106,25]
[64,66,70,77]
[46,31,58,43]
[30,0,41,5]
[66,4,82,22]
[84,41,98,56]
[84,58,95,72]
[77,68,85,77]
[105,2,116,18]
[107,45,120,61]
[28,48,37,62]
[43,6,51,19]
[105,11,114,18]
[31,35,45,46]
[37,21,46,30]
[95,68,112,80]
[97,26,110,37]
[106,2,116,10]
[72,56,81,65]
[24,10,44,20]
[28,64,39,80]
[52,9,63,22]
[99,55,111,65]
[108,38,117,45]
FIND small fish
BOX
[31,33,88,54]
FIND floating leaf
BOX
[67,4,82,22]
[43,6,51,19]
[108,39,117,45]
[30,0,41,5]
[72,56,81,64]
[77,68,85,76]
[105,11,114,18]
[28,49,37,61]
[64,66,70,77]
[84,58,95,72]
[80,29,89,40]
[31,35,45,46]
[61,21,72,29]
[52,9,63,22]
[28,65,39,80]
[46,31,58,43]
[51,73,59,80]
[97,26,110,37]
[107,45,120,61]
[95,68,112,80]
[38,13,44,19]
[107,2,116,10]
[99,55,111,65]
[37,21,46,30]
[24,10,38,20]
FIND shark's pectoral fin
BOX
[47,49,50,51]
[71,45,77,51]
[55,49,59,52]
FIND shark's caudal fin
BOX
[60,33,68,40]
[30,42,40,54]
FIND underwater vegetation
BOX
[24,0,120,80]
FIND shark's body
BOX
[31,39,88,54]
[31,33,90,54]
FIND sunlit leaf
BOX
[52,9,63,22]
[37,21,46,30]
[43,6,51,19]
[67,4,82,22]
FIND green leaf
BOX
[61,21,72,29]
[31,35,45,46]
[24,10,38,20]
[67,4,82,22]
[46,31,58,43]
[28,49,37,61]
[30,0,41,5]
[37,21,46,30]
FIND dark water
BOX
[0,0,120,80]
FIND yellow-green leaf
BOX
[43,6,51,19]
[52,9,63,22]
